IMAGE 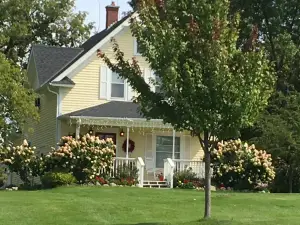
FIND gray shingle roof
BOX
[30,14,132,89]
[32,45,83,87]
[51,77,75,85]
[61,101,143,119]
[48,14,132,83]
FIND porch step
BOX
[143,180,169,188]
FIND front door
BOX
[96,132,117,154]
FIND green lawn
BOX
[0,187,300,225]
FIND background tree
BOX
[0,0,93,67]
[99,0,274,218]
[0,54,38,146]
[0,0,93,145]
[243,92,300,193]
[231,0,300,192]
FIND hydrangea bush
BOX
[44,134,115,183]
[211,139,275,190]
[0,140,40,184]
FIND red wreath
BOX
[122,139,135,153]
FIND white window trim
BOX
[110,71,127,101]
[100,67,129,101]
[152,131,184,169]
[134,38,142,56]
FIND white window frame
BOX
[100,67,130,101]
[151,71,162,93]
[155,135,181,168]
[110,71,127,100]
[134,38,142,56]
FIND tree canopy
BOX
[0,0,93,145]
[232,0,300,192]
[0,0,93,67]
[99,0,275,218]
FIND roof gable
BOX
[32,45,83,88]
[51,13,134,83]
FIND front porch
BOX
[58,101,205,187]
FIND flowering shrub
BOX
[211,139,276,190]
[0,140,40,185]
[173,167,204,189]
[44,134,115,183]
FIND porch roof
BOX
[59,101,173,128]
[60,101,143,119]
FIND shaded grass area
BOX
[0,187,300,225]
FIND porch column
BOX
[126,127,130,159]
[75,121,81,139]
[172,129,176,159]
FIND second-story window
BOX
[134,38,142,55]
[111,72,125,98]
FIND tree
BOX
[231,0,300,192]
[244,92,300,193]
[0,0,93,144]
[98,0,275,218]
[0,0,93,67]
[0,54,39,146]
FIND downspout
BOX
[47,85,59,144]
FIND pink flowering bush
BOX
[44,133,115,183]
[211,139,275,190]
[0,140,41,185]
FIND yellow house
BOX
[26,2,204,187]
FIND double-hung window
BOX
[100,67,134,101]
[111,72,125,98]
[156,136,180,168]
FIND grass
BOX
[0,187,300,225]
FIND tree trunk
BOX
[203,131,211,219]
[288,165,293,193]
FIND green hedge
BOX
[41,172,76,189]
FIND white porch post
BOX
[126,127,130,159]
[172,129,175,159]
[75,121,81,139]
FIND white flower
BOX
[23,139,29,147]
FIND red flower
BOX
[184,179,190,184]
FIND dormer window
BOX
[134,38,142,55]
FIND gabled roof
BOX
[49,14,132,84]
[31,45,83,88]
[29,13,133,89]
[60,101,143,119]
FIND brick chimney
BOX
[106,1,119,28]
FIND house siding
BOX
[60,27,149,114]
[27,86,57,155]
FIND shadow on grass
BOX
[117,219,235,225]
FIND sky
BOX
[75,0,131,33]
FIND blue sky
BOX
[75,0,131,32]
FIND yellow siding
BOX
[27,87,57,154]
[60,27,149,114]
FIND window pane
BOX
[112,72,124,83]
[111,84,124,98]
[156,136,180,168]
[136,41,142,54]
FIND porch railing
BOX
[173,159,205,179]
[101,157,145,187]
[163,158,175,188]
